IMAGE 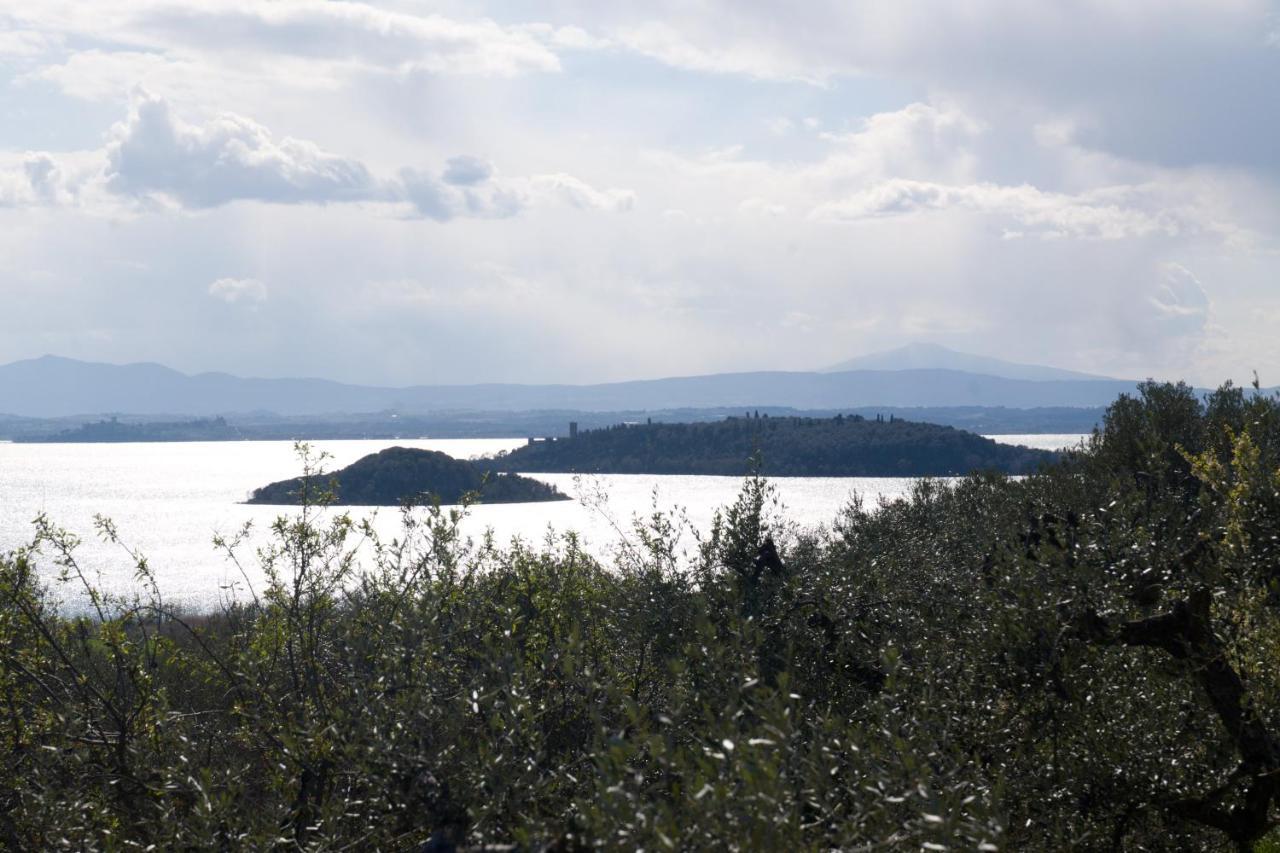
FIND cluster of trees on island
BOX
[247,446,568,506]
[2,380,1280,849]
[491,412,1056,476]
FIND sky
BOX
[0,0,1277,386]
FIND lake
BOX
[0,434,1085,610]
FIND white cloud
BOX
[812,102,985,185]
[0,28,58,60]
[539,2,1278,172]
[151,2,562,77]
[613,21,831,83]
[1150,263,1210,321]
[209,277,267,305]
[523,174,636,212]
[398,168,635,220]
[0,170,28,207]
[22,49,352,107]
[441,155,494,187]
[398,166,524,221]
[737,197,786,217]
[638,100,990,210]
[518,22,612,52]
[810,180,1191,240]
[780,310,814,331]
[6,1,564,79]
[639,98,1240,244]
[0,153,86,208]
[821,103,984,154]
[104,91,379,208]
[22,154,63,203]
[765,117,794,136]
[1101,261,1215,373]
[6,93,636,222]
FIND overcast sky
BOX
[1,1,1277,386]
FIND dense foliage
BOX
[248,446,568,506]
[489,414,1055,476]
[2,381,1280,850]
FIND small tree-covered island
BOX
[490,413,1056,476]
[247,446,568,505]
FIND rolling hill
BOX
[0,354,1149,418]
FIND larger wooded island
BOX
[248,447,568,506]
[247,416,1057,505]
[488,414,1058,476]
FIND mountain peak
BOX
[823,343,1113,382]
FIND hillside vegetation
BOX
[490,414,1055,476]
[2,381,1280,850]
[248,446,568,505]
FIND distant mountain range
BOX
[823,343,1111,382]
[0,349,1243,420]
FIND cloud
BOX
[612,21,832,83]
[6,93,636,221]
[139,2,562,77]
[816,102,984,182]
[737,197,786,217]
[398,166,524,221]
[536,2,1278,170]
[21,48,346,107]
[104,91,378,208]
[644,96,1262,250]
[1150,263,1210,323]
[398,167,635,221]
[640,100,991,211]
[516,22,612,52]
[0,28,58,60]
[0,171,28,207]
[810,179,1189,240]
[442,155,494,187]
[1103,261,1214,372]
[7,1,563,80]
[523,174,636,212]
[209,277,267,305]
[22,154,62,202]
[0,153,80,207]
[765,117,795,136]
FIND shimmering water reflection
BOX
[0,434,1083,610]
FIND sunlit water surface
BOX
[0,434,1085,610]
[984,433,1091,452]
